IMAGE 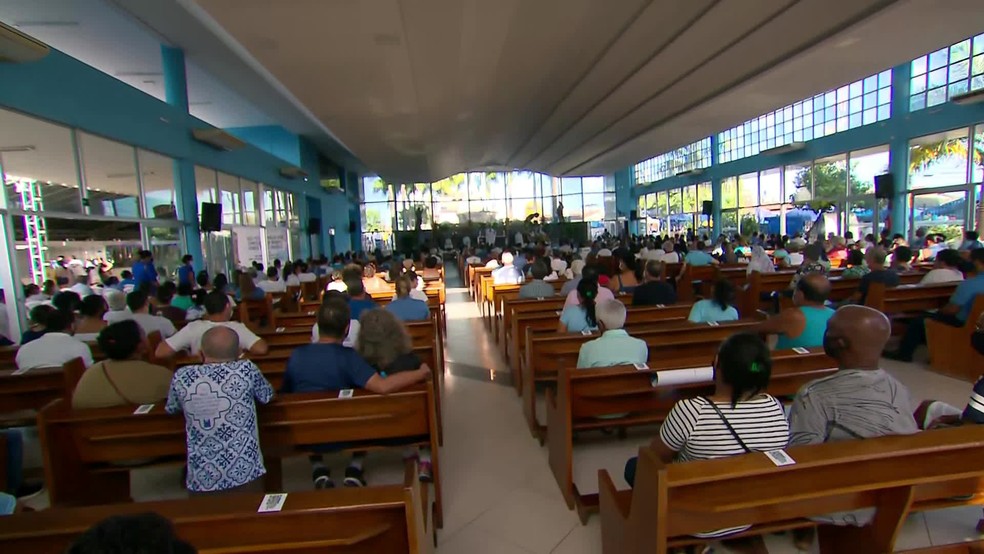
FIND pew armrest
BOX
[598,469,630,519]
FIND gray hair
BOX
[596,299,627,330]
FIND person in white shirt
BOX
[297,261,318,283]
[67,276,93,297]
[120,290,177,338]
[394,271,428,302]
[920,248,965,285]
[155,291,268,359]
[284,263,302,287]
[16,309,93,370]
[462,235,472,248]
[257,267,287,294]
[514,231,524,247]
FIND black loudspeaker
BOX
[874,173,895,199]
[307,217,321,235]
[349,221,357,233]
[702,200,713,216]
[629,210,638,221]
[200,202,222,232]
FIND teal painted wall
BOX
[226,125,302,167]
[0,48,358,248]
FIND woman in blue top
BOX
[558,278,600,333]
[755,273,835,350]
[688,280,739,323]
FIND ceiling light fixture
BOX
[115,71,163,77]
[13,21,79,28]
[0,145,35,153]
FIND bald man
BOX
[753,273,835,350]
[166,326,274,495]
[788,305,918,447]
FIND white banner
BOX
[231,226,263,267]
[266,227,290,264]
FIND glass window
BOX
[195,166,217,212]
[785,163,812,203]
[974,124,984,184]
[812,155,847,201]
[911,34,984,111]
[738,173,759,207]
[682,185,697,214]
[275,190,288,226]
[633,137,711,184]
[720,210,738,235]
[849,145,888,198]
[582,176,604,195]
[263,188,276,226]
[241,179,259,226]
[721,177,738,209]
[0,108,82,213]
[561,177,582,195]
[139,149,177,220]
[362,176,393,203]
[218,172,241,225]
[78,132,140,218]
[583,193,605,221]
[909,128,970,190]
[911,190,967,243]
[759,168,782,205]
[668,188,682,214]
[656,191,668,216]
[560,192,582,222]
[147,225,183,281]
[508,196,539,221]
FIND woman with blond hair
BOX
[356,308,434,482]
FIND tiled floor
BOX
[18,267,984,553]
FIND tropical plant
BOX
[909,133,984,228]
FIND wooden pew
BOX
[0,357,87,428]
[522,320,761,442]
[0,463,435,553]
[599,425,984,554]
[926,294,984,382]
[238,295,276,329]
[865,281,958,315]
[511,303,694,393]
[504,296,568,366]
[493,280,567,345]
[546,349,837,522]
[675,265,717,302]
[471,267,493,305]
[38,383,444,528]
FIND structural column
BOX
[161,45,204,263]
[710,135,722,237]
[888,61,912,238]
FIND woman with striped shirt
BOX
[623,333,789,547]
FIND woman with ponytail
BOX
[557,277,601,333]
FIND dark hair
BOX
[191,289,207,307]
[346,277,365,297]
[711,279,736,311]
[97,320,142,361]
[213,273,229,293]
[66,512,197,554]
[715,333,772,407]
[24,283,40,297]
[182,255,193,264]
[894,245,913,263]
[317,293,351,338]
[425,256,438,269]
[196,271,210,288]
[138,250,153,260]
[266,266,278,279]
[530,260,550,280]
[576,277,599,328]
[797,274,828,303]
[126,290,149,313]
[52,291,82,314]
[121,270,133,280]
[157,282,177,304]
[46,308,73,333]
[936,248,962,268]
[80,295,108,318]
[29,304,56,326]
[42,279,56,295]
[971,248,984,266]
[176,282,193,297]
[967,230,980,241]
[846,249,865,267]
[203,291,230,315]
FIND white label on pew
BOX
[11,367,28,376]
[555,310,562,315]
[656,304,665,308]
[707,321,719,326]
[338,389,354,399]
[537,297,545,301]
[581,330,593,336]
[258,493,287,513]
[633,363,649,370]
[276,327,286,333]
[764,450,796,466]
[791,347,810,355]
[133,404,154,415]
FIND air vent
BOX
[279,166,309,180]
[761,142,806,156]
[191,129,247,151]
[952,88,984,105]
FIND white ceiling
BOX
[168,0,984,182]
[0,0,276,128]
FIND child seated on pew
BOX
[356,309,434,482]
[282,294,431,489]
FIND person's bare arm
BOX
[753,310,794,336]
[647,436,679,464]
[155,341,177,359]
[364,366,431,395]
[557,320,568,333]
[247,339,269,356]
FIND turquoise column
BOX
[710,135,722,236]
[161,45,203,263]
[889,61,911,237]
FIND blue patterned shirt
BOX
[165,360,274,492]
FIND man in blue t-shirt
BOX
[283,294,430,489]
[177,255,195,287]
[887,248,984,362]
[385,277,430,322]
[682,241,718,267]
[131,250,158,290]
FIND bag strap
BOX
[101,362,137,405]
[702,397,753,454]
